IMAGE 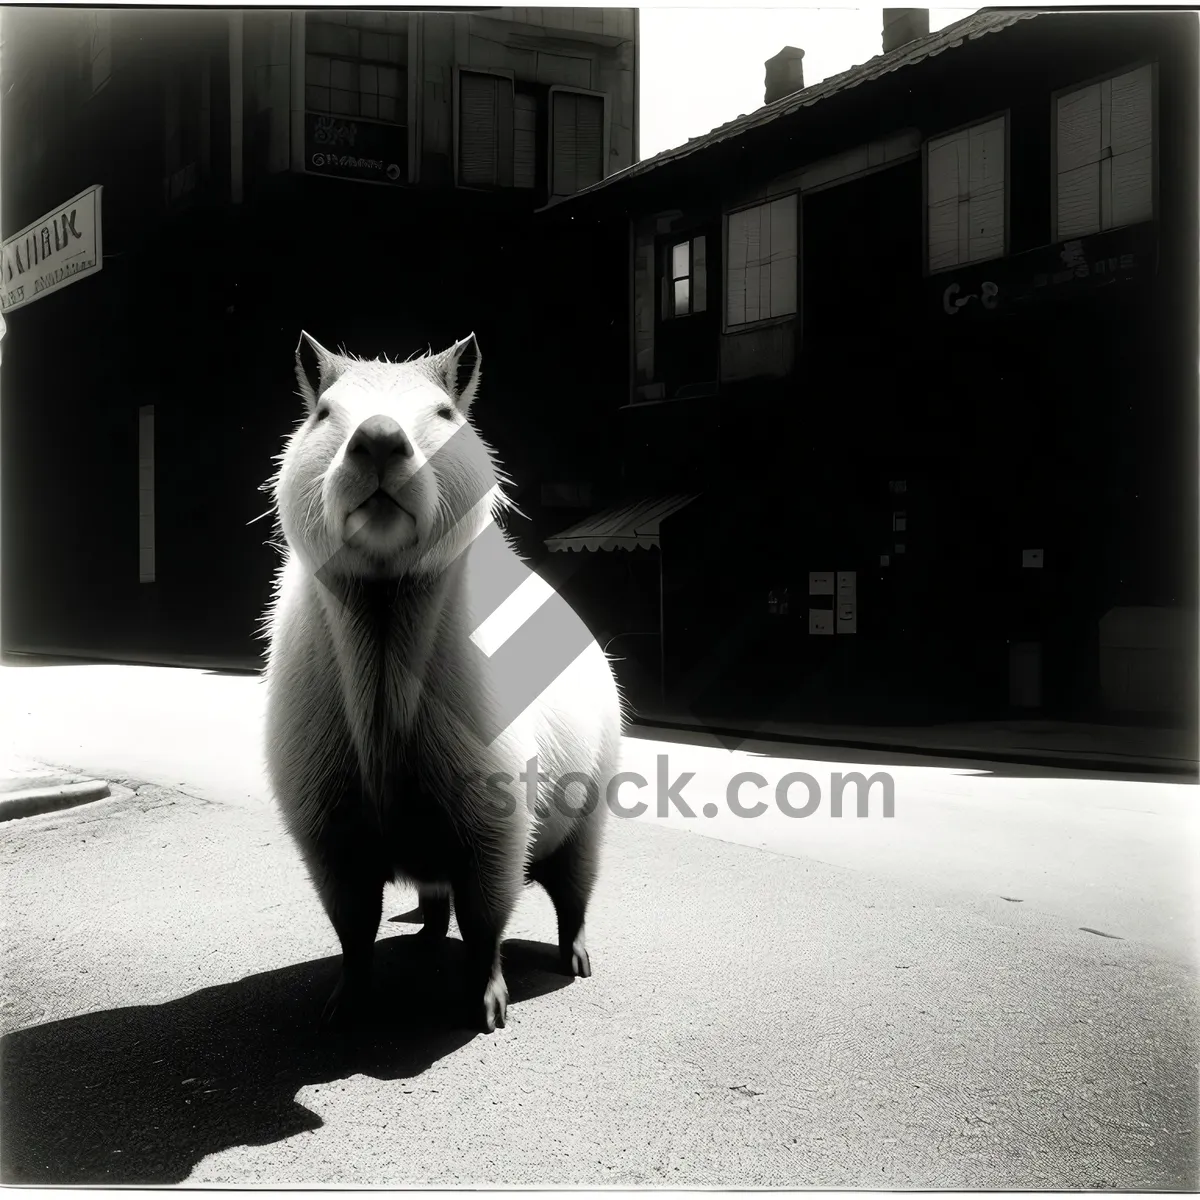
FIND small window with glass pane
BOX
[662,235,707,319]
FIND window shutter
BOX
[725,196,797,327]
[692,235,707,313]
[1108,64,1153,228]
[927,118,1004,270]
[743,204,762,324]
[926,133,964,272]
[460,72,498,186]
[966,118,1005,262]
[1056,83,1102,239]
[513,92,537,189]
[726,208,750,327]
[460,71,503,187]
[551,90,604,197]
[768,195,797,318]
[1057,65,1152,239]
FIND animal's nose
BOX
[346,415,412,474]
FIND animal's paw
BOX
[476,973,509,1033]
[320,974,369,1032]
[563,937,592,978]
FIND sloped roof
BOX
[545,494,698,552]
[544,7,1045,208]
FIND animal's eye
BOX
[437,405,456,421]
[315,405,331,422]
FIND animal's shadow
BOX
[0,933,572,1185]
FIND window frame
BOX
[721,191,801,334]
[303,12,409,128]
[1049,60,1159,245]
[546,84,610,200]
[660,234,708,321]
[920,108,1011,278]
[452,65,519,192]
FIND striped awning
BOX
[545,494,698,552]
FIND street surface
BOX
[1,662,1196,1186]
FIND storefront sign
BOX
[304,114,407,186]
[933,223,1154,320]
[1,186,103,313]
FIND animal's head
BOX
[273,331,513,582]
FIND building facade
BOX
[1,6,637,665]
[542,9,1198,727]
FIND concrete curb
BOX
[628,719,1200,779]
[0,779,114,823]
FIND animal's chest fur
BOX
[318,572,504,880]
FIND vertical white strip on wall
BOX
[138,406,156,583]
[229,10,244,203]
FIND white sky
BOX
[638,6,981,159]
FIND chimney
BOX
[882,9,930,54]
[764,46,806,106]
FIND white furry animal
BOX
[262,331,622,1033]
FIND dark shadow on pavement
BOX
[628,723,1199,785]
[0,932,572,1186]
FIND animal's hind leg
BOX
[529,826,600,978]
[416,886,451,945]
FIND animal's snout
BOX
[347,415,413,476]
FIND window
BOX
[550,89,605,198]
[89,12,111,95]
[1054,64,1154,241]
[926,115,1006,272]
[456,70,540,190]
[305,11,407,125]
[725,194,798,328]
[661,236,707,318]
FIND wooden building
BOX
[541,9,1198,727]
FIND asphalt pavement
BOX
[2,768,1196,1187]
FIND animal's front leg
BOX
[310,817,387,1031]
[451,856,519,1033]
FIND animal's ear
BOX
[295,330,338,412]
[431,332,482,414]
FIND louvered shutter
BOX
[551,90,604,197]
[460,72,499,186]
[726,208,749,327]
[1056,83,1102,239]
[726,195,797,326]
[926,117,1005,270]
[1108,65,1154,229]
[1056,65,1153,239]
[768,195,797,317]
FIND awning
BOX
[545,494,698,553]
